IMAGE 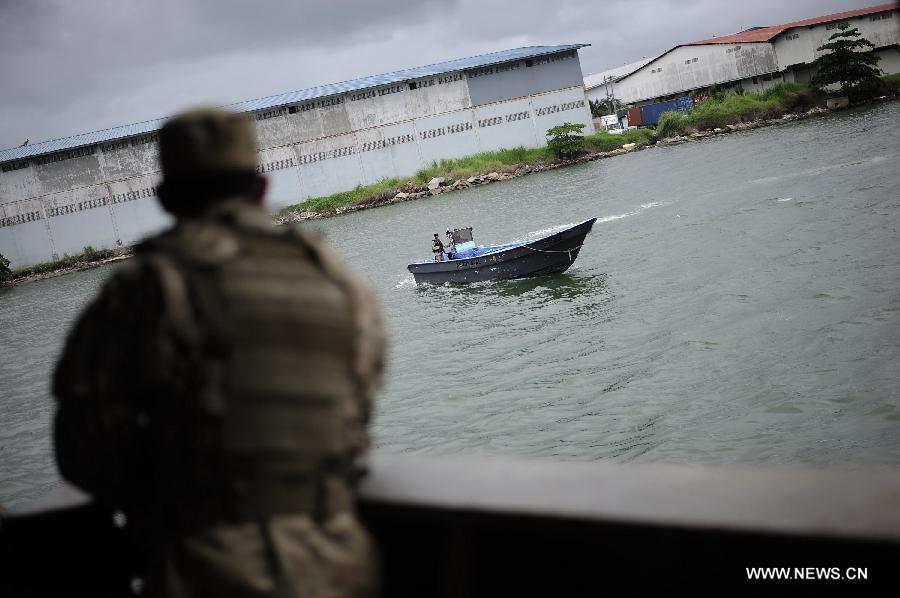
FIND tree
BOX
[589,98,620,118]
[813,23,882,96]
[0,252,11,283]
[546,123,585,159]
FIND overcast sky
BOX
[0,0,880,150]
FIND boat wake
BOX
[749,154,896,185]
[597,201,668,224]
[527,223,579,238]
[518,203,664,244]
[394,276,416,290]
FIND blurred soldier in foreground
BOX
[53,108,385,597]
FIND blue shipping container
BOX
[639,97,694,126]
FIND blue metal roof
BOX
[1,44,588,164]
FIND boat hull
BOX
[407,218,597,284]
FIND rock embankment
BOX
[272,102,868,224]
[3,254,131,287]
[276,146,645,224]
[654,106,830,146]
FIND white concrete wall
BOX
[0,162,41,201]
[618,44,779,103]
[618,9,899,104]
[531,88,592,140]
[467,51,583,106]
[98,138,160,183]
[472,97,540,151]
[261,85,590,208]
[586,83,615,105]
[357,122,422,185]
[0,148,171,268]
[413,111,479,166]
[773,10,899,70]
[0,54,592,269]
[876,46,900,77]
[0,219,53,271]
[0,188,171,269]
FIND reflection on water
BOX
[416,272,608,301]
[494,272,608,301]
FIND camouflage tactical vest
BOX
[133,201,379,530]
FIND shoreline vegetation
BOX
[276,128,656,223]
[4,80,898,286]
[2,246,131,287]
[275,80,899,224]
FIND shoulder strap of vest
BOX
[141,253,201,346]
[139,252,229,417]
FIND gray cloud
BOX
[0,0,876,149]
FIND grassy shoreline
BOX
[656,82,821,137]
[2,246,131,286]
[5,83,897,285]
[277,128,656,219]
[657,77,899,137]
[278,81,898,223]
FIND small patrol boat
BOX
[407,218,597,284]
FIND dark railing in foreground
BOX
[2,454,899,595]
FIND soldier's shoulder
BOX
[136,221,240,265]
[84,256,165,315]
[134,225,180,255]
[284,226,361,278]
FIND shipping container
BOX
[626,106,642,127]
[637,97,694,126]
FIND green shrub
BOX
[648,83,820,135]
[589,98,620,118]
[0,253,11,282]
[412,146,549,184]
[759,82,809,101]
[7,245,118,281]
[695,93,776,125]
[852,73,900,99]
[656,111,690,138]
[783,90,814,112]
[280,146,554,215]
[813,24,882,97]
[546,123,585,159]
[79,245,115,262]
[286,178,403,213]
[583,128,656,152]
[882,73,900,94]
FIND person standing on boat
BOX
[432,232,446,262]
[52,107,385,598]
[445,228,456,259]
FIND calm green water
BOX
[2,102,899,508]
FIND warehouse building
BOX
[0,44,592,269]
[583,58,655,106]
[616,3,899,105]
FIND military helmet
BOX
[159,107,257,181]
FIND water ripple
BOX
[3,102,900,508]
